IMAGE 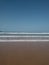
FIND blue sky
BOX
[0,0,49,32]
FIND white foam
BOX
[0,40,49,42]
[0,32,49,34]
[0,36,49,37]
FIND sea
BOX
[0,32,49,36]
[0,32,49,40]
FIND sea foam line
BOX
[0,40,49,42]
[0,32,49,34]
[0,36,49,37]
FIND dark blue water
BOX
[0,34,49,36]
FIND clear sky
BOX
[0,0,49,32]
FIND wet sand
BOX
[0,42,49,65]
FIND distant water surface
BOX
[0,34,49,36]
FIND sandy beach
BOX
[0,41,49,65]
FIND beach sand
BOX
[0,41,49,65]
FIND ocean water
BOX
[0,33,49,36]
[0,33,49,40]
